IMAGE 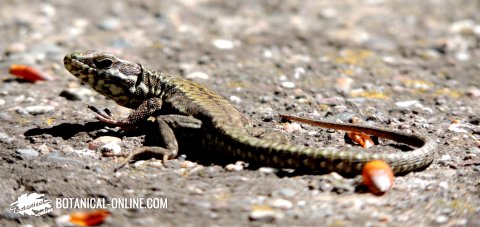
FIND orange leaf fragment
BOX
[347,131,374,148]
[9,64,53,82]
[70,209,110,226]
[362,160,394,195]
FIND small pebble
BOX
[37,144,50,154]
[449,20,475,34]
[418,49,440,60]
[90,136,122,152]
[335,77,353,92]
[134,160,147,168]
[147,160,164,168]
[184,185,203,195]
[16,148,39,158]
[74,148,96,157]
[328,113,355,122]
[60,87,96,101]
[229,96,241,104]
[329,172,344,180]
[6,42,26,54]
[435,215,449,224]
[327,28,370,44]
[448,123,471,133]
[333,105,347,112]
[21,105,55,115]
[19,225,34,227]
[395,100,421,108]
[69,18,88,35]
[474,25,480,37]
[41,4,56,17]
[0,99,5,106]
[212,39,235,49]
[282,122,302,133]
[101,142,122,156]
[438,181,449,190]
[466,86,480,97]
[55,215,71,226]
[277,188,296,198]
[185,71,209,80]
[188,166,204,174]
[258,167,278,174]
[249,205,282,221]
[455,51,470,61]
[0,132,14,143]
[320,8,337,19]
[315,95,345,105]
[377,213,393,222]
[46,152,83,164]
[293,67,305,79]
[14,95,25,102]
[449,219,468,226]
[270,199,293,210]
[280,81,295,89]
[263,49,273,58]
[93,136,122,145]
[395,100,433,114]
[307,131,318,136]
[439,154,451,161]
[225,162,244,171]
[467,147,480,154]
[411,178,429,189]
[98,17,121,31]
[181,160,197,168]
[382,56,396,64]
[73,18,89,27]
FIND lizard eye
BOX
[93,57,114,69]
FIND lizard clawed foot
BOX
[88,105,120,125]
[113,146,176,172]
[88,105,137,131]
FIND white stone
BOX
[212,39,235,49]
[280,81,295,89]
[229,95,241,104]
[270,199,293,209]
[186,71,209,80]
[101,142,122,156]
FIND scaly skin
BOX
[63,51,436,175]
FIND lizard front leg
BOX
[89,98,163,129]
[114,114,203,171]
[86,97,176,170]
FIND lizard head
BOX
[64,51,145,107]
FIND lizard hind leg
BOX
[158,114,202,129]
[114,146,177,172]
[250,127,290,144]
[114,117,179,172]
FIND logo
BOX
[10,193,53,216]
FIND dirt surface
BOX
[1,0,479,226]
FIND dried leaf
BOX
[362,160,394,195]
[9,64,53,82]
[347,131,374,148]
[70,209,110,226]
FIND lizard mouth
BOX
[64,51,98,77]
[67,58,97,78]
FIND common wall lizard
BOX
[63,51,436,175]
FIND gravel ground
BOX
[1,0,479,226]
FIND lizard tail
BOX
[208,122,436,175]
